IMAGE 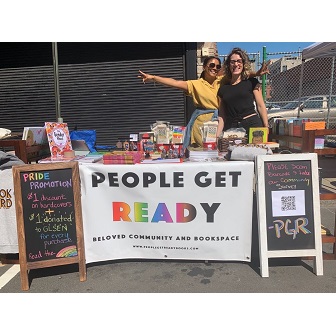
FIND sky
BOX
[217,42,315,59]
[1,2,333,43]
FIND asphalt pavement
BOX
[1,196,335,294]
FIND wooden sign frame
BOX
[255,153,323,277]
[12,161,86,290]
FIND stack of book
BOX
[38,155,85,163]
[103,151,143,165]
[188,150,219,162]
[38,154,103,164]
[77,154,103,164]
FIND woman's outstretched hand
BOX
[138,70,154,84]
[257,60,271,76]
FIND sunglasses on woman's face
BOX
[208,63,221,70]
[229,59,243,65]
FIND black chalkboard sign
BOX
[256,153,323,277]
[20,167,78,261]
[264,159,315,251]
[12,162,86,290]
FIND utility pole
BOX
[52,42,62,122]
[262,46,267,101]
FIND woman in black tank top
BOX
[216,48,269,141]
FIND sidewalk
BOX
[1,199,335,293]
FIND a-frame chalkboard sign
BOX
[255,153,323,277]
[12,161,86,290]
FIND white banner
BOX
[79,161,255,263]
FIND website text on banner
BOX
[79,162,255,264]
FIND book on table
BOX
[248,127,268,144]
[38,155,100,164]
[38,156,79,163]
[71,139,90,156]
[76,154,103,164]
[22,126,48,146]
[45,122,72,158]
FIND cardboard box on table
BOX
[293,118,311,137]
[304,121,326,149]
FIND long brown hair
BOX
[222,48,252,83]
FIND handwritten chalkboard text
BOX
[19,168,78,262]
[268,217,311,239]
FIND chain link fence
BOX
[266,53,335,124]
[266,51,336,147]
[220,50,336,146]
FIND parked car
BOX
[265,102,281,110]
[267,95,336,128]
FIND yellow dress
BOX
[186,77,222,148]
